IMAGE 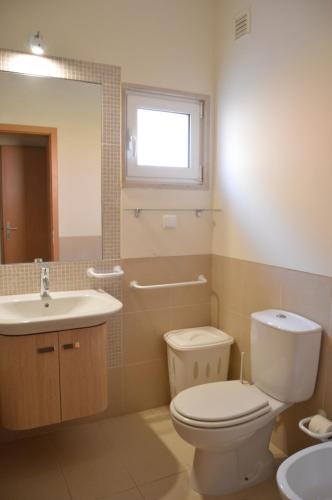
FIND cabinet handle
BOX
[62,342,80,350]
[37,346,55,354]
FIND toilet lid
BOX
[173,380,271,423]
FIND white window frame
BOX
[122,85,209,188]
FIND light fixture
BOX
[30,31,44,55]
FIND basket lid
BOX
[164,326,233,351]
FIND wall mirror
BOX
[0,71,102,264]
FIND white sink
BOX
[0,289,123,335]
[277,441,332,500]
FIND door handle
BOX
[62,342,80,350]
[37,346,55,354]
[5,222,18,240]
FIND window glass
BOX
[136,109,190,169]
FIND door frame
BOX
[0,124,59,261]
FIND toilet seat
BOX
[171,380,272,429]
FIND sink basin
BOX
[277,441,332,500]
[0,289,123,335]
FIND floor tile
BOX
[0,436,71,500]
[139,406,195,468]
[0,470,71,500]
[0,406,283,500]
[139,470,281,500]
[139,471,201,500]
[242,477,281,500]
[99,487,144,500]
[48,421,135,500]
[101,410,186,485]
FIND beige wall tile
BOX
[170,303,211,330]
[122,258,173,313]
[168,255,211,307]
[238,317,252,383]
[123,309,170,365]
[272,402,320,456]
[123,360,170,414]
[211,254,223,296]
[321,335,332,417]
[280,268,332,334]
[215,256,246,315]
[210,293,220,327]
[105,367,124,417]
[242,261,282,316]
[218,308,251,381]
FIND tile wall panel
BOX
[211,254,332,455]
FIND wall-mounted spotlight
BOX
[30,31,44,55]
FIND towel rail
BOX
[87,265,124,278]
[130,274,207,290]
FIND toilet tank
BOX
[251,310,322,403]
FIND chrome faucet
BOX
[40,265,51,299]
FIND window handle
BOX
[128,134,137,158]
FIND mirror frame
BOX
[0,48,121,264]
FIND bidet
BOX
[277,441,332,500]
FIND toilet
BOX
[170,309,322,496]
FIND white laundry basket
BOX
[164,326,234,398]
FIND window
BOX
[123,86,209,187]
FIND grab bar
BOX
[87,265,124,278]
[130,274,207,290]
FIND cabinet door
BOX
[59,324,108,421]
[0,333,61,430]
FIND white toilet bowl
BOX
[170,380,287,496]
[169,310,322,496]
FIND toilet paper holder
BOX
[299,411,332,442]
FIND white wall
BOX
[0,0,215,94]
[0,72,102,239]
[213,0,332,276]
[0,0,217,258]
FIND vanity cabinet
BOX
[0,323,107,430]
[0,332,61,430]
[59,326,108,422]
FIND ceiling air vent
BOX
[234,11,250,40]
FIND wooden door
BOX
[24,146,51,262]
[0,333,61,430]
[0,124,59,262]
[0,146,27,263]
[59,324,108,422]
[0,145,51,263]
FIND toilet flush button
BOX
[163,214,177,229]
